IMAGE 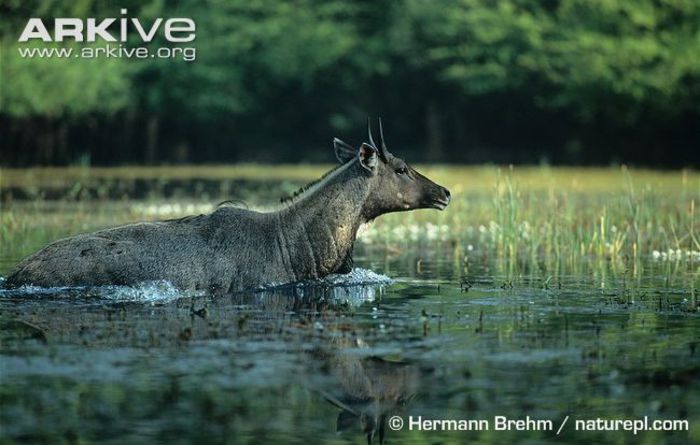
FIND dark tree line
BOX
[1,0,699,167]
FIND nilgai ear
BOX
[358,143,378,172]
[333,138,356,163]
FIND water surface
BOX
[1,255,698,444]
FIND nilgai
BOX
[6,120,451,291]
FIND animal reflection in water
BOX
[316,339,418,445]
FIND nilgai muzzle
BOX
[6,120,451,291]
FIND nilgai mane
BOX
[6,120,451,291]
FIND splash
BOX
[0,279,201,304]
[321,268,393,305]
[262,268,393,306]
[319,268,393,287]
[0,269,391,306]
[97,280,205,303]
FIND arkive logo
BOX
[18,8,195,43]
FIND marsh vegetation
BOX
[2,165,698,284]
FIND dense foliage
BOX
[1,0,698,166]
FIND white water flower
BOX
[392,226,407,240]
[131,202,212,217]
[651,248,700,262]
[408,224,420,241]
[519,221,531,240]
[426,222,439,240]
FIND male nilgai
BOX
[6,122,451,291]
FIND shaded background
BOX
[1,0,699,167]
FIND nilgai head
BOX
[334,119,451,219]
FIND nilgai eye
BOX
[396,167,408,175]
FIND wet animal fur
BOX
[6,127,450,291]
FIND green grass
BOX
[1,165,698,286]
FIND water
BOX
[1,254,698,444]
